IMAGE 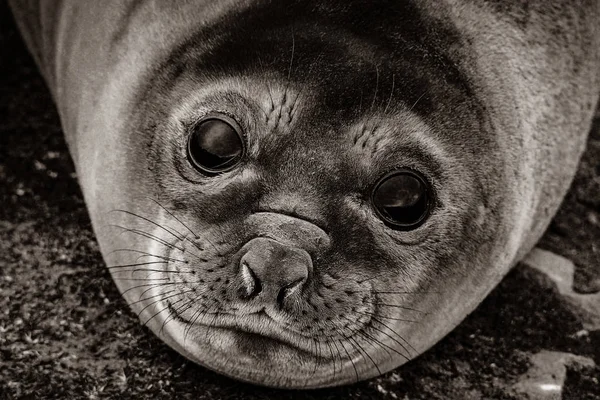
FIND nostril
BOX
[276,277,306,308]
[240,261,262,298]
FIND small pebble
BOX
[573,329,589,338]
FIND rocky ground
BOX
[0,2,599,399]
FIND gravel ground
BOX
[1,2,599,399]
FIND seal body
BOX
[9,0,600,388]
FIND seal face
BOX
[9,0,599,390]
[109,0,513,388]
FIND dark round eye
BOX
[187,115,245,175]
[371,169,433,230]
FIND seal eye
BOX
[372,170,432,230]
[187,115,245,175]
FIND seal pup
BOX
[8,0,600,388]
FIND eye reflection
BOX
[372,169,432,230]
[187,115,245,175]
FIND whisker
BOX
[339,315,392,362]
[108,248,186,263]
[335,324,380,377]
[141,198,214,260]
[137,289,195,319]
[370,303,428,314]
[159,299,196,337]
[184,303,214,343]
[111,228,207,262]
[215,223,228,246]
[256,54,265,70]
[324,340,337,382]
[383,73,395,115]
[370,63,380,111]
[347,289,439,295]
[367,324,411,359]
[356,327,403,360]
[135,255,187,263]
[353,328,393,360]
[331,340,345,380]
[305,339,315,379]
[143,297,186,328]
[347,334,381,376]
[371,290,440,295]
[287,27,296,83]
[194,234,221,256]
[136,282,178,300]
[155,303,181,337]
[185,303,219,345]
[183,236,207,255]
[112,277,169,282]
[338,339,360,382]
[121,281,177,297]
[181,308,203,345]
[109,224,184,251]
[109,209,184,241]
[130,268,196,277]
[265,83,276,113]
[130,269,171,279]
[408,90,427,112]
[357,310,420,323]
[310,339,322,377]
[149,198,199,238]
[128,289,178,306]
[107,261,168,270]
[204,311,220,342]
[371,316,418,354]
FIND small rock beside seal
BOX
[8,0,600,388]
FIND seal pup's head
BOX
[105,0,520,388]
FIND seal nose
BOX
[238,238,311,307]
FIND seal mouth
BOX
[166,299,341,356]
